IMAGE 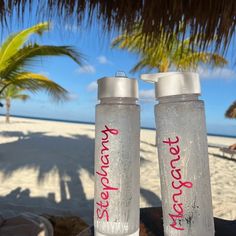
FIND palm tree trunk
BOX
[5,98,11,123]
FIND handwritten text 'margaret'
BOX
[163,136,193,231]
[96,125,119,221]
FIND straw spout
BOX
[141,72,201,99]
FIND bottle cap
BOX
[141,72,201,99]
[97,71,138,99]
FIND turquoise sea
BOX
[1,114,236,139]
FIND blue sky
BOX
[1,20,236,136]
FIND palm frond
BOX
[12,94,30,101]
[112,24,179,55]
[0,44,85,79]
[1,72,68,102]
[0,84,29,100]
[112,24,228,73]
[176,52,228,71]
[0,22,50,68]
[112,32,147,53]
[130,59,151,73]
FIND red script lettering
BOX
[96,125,119,221]
[163,136,193,231]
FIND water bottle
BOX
[94,72,140,236]
[141,72,214,236]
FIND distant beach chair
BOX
[208,143,236,159]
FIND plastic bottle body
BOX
[155,95,214,236]
[94,98,140,236]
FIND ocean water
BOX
[0,114,236,138]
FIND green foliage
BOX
[0,22,85,101]
[112,25,227,73]
[0,84,30,101]
[0,22,50,71]
[0,84,30,123]
[0,72,68,101]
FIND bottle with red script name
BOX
[141,72,214,236]
[94,72,140,236]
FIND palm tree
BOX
[0,85,30,123]
[0,22,84,102]
[112,25,227,73]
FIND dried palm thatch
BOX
[225,101,236,119]
[0,0,236,53]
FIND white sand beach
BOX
[0,117,235,225]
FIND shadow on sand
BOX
[0,131,95,223]
[209,151,236,163]
[141,188,162,207]
[0,131,161,223]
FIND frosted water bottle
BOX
[94,72,140,236]
[141,72,214,236]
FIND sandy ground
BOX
[0,117,235,225]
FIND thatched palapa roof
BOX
[0,0,236,53]
[225,101,236,119]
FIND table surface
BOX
[78,207,236,236]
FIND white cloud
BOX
[198,67,236,80]
[87,81,98,92]
[97,55,112,65]
[76,65,96,74]
[139,89,155,101]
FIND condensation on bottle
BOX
[141,72,215,236]
[94,72,140,236]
